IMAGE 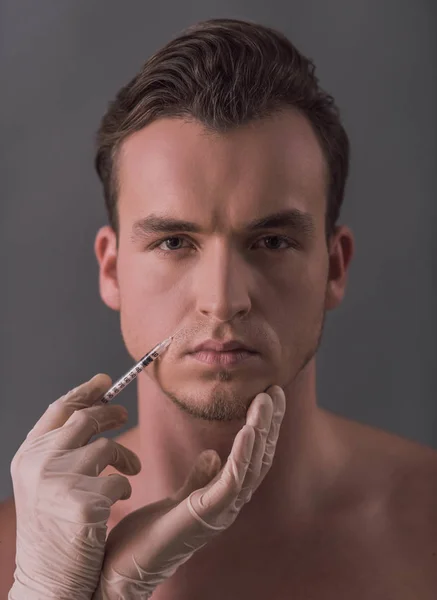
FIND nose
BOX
[194,243,252,322]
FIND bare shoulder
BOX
[0,496,16,599]
[362,419,437,571]
[379,426,437,526]
[332,409,437,528]
[355,414,437,485]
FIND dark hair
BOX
[94,18,350,246]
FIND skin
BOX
[92,108,355,596]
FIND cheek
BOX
[118,253,175,292]
[273,260,327,310]
[117,258,188,360]
[269,264,327,337]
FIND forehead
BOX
[117,109,328,229]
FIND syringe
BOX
[99,335,174,404]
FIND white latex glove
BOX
[8,374,142,600]
[92,385,286,600]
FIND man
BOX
[2,17,437,599]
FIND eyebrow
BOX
[130,208,316,243]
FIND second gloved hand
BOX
[91,385,286,600]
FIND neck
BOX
[131,357,344,537]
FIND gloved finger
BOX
[187,424,255,527]
[51,404,130,449]
[191,391,273,516]
[92,473,133,506]
[26,374,112,442]
[75,437,142,477]
[171,450,222,504]
[235,391,273,504]
[250,386,286,496]
[59,473,133,525]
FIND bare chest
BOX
[175,506,437,600]
[274,523,437,599]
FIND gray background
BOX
[1,0,436,502]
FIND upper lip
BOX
[190,339,257,353]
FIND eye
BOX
[154,237,191,254]
[151,235,299,256]
[256,236,296,251]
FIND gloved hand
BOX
[8,374,142,600]
[91,385,286,600]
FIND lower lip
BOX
[188,350,257,366]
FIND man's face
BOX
[96,109,346,422]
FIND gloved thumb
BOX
[172,450,222,504]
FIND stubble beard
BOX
[161,301,328,423]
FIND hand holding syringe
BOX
[8,330,286,600]
[8,332,177,600]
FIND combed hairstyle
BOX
[94,18,350,247]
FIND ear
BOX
[94,225,120,311]
[325,225,355,311]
